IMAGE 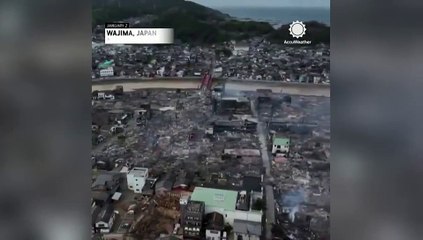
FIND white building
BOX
[99,67,114,77]
[127,167,149,193]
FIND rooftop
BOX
[190,187,238,212]
[129,167,148,178]
[223,149,261,157]
[242,175,262,193]
[142,178,156,195]
[186,201,205,213]
[96,204,114,223]
[98,60,114,69]
[205,212,224,231]
[273,137,290,146]
[236,191,250,211]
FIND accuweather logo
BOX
[289,21,306,38]
[285,20,311,45]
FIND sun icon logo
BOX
[289,21,306,38]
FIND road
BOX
[92,79,330,97]
[251,100,275,240]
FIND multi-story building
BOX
[127,167,148,193]
[182,201,205,239]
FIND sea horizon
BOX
[216,6,330,27]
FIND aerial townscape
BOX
[91,1,330,240]
[92,40,329,83]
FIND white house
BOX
[127,167,149,193]
[272,137,290,155]
[99,67,114,77]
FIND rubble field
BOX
[92,87,330,240]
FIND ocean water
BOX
[217,7,330,27]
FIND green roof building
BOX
[190,187,238,212]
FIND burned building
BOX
[173,170,194,191]
[213,119,257,133]
[269,120,317,135]
[256,89,273,104]
[141,178,157,196]
[242,175,262,194]
[135,103,152,126]
[216,97,251,115]
[91,173,121,206]
[155,173,176,196]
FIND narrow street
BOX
[251,100,275,240]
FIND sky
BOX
[189,0,330,8]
